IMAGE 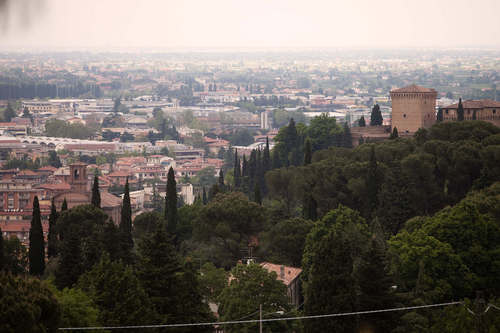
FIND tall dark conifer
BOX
[304,138,312,165]
[0,227,4,271]
[165,167,178,235]
[254,185,262,205]
[370,104,383,126]
[359,116,366,127]
[263,137,271,172]
[303,194,318,221]
[342,122,353,148]
[29,196,45,276]
[91,173,101,208]
[457,98,464,121]
[47,199,58,258]
[366,146,379,216]
[202,187,208,205]
[61,198,68,211]
[120,178,134,256]
[390,127,399,139]
[437,108,443,122]
[234,149,241,188]
[218,169,224,190]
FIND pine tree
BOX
[91,173,101,208]
[370,104,383,126]
[457,98,464,121]
[263,136,271,172]
[234,150,241,188]
[304,138,312,165]
[120,178,134,257]
[165,167,178,235]
[47,199,58,258]
[359,116,366,127]
[390,127,399,139]
[29,196,45,276]
[61,198,68,211]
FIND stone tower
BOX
[69,162,88,193]
[390,84,437,134]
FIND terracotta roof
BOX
[391,84,436,93]
[37,183,71,191]
[260,262,302,286]
[108,171,131,177]
[38,166,58,172]
[16,170,39,176]
[443,99,500,109]
[101,191,122,208]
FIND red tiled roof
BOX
[260,262,302,286]
[443,99,500,109]
[37,183,71,191]
[391,84,436,93]
[38,166,58,172]
[108,171,131,177]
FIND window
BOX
[445,109,449,114]
[403,114,407,118]
[493,110,497,114]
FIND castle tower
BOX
[390,84,437,134]
[69,162,88,194]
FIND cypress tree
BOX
[0,227,4,271]
[457,98,464,121]
[342,122,353,148]
[91,173,101,208]
[357,238,395,332]
[202,187,208,205]
[47,199,58,258]
[366,146,379,216]
[248,150,257,190]
[303,194,318,221]
[136,224,181,322]
[359,116,366,127]
[120,178,133,256]
[437,108,443,122]
[304,138,312,165]
[254,184,262,205]
[234,149,241,188]
[61,198,68,211]
[29,196,45,276]
[263,137,271,172]
[218,169,224,190]
[473,109,477,120]
[55,224,83,289]
[271,149,281,169]
[165,167,178,235]
[390,127,399,139]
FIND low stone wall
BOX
[350,126,391,147]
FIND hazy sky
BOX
[1,0,500,50]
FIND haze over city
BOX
[1,0,500,50]
[1,0,500,332]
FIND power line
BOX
[58,301,462,331]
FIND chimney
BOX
[280,265,285,279]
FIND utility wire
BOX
[58,301,462,331]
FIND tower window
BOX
[403,114,407,118]
[74,169,79,179]
[493,110,496,114]
[445,109,449,114]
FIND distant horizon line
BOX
[1,45,500,54]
